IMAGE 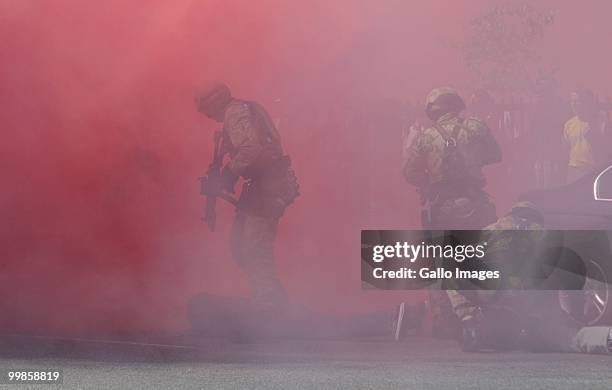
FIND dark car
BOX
[520,162,612,325]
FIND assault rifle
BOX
[200,131,238,231]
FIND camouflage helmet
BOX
[195,82,232,117]
[425,87,466,121]
[425,87,459,106]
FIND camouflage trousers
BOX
[230,212,287,307]
[424,195,497,338]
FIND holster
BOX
[237,155,300,218]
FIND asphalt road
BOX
[0,335,610,389]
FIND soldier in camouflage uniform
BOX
[403,87,501,229]
[402,87,502,338]
[447,201,545,350]
[195,82,299,309]
[451,202,612,354]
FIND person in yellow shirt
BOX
[563,89,609,183]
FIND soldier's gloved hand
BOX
[220,165,238,193]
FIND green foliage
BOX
[462,2,555,94]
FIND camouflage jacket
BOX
[481,213,547,275]
[221,100,284,178]
[403,113,502,192]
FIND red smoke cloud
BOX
[1,0,611,334]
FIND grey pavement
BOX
[0,336,610,389]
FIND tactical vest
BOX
[222,100,284,178]
[432,119,469,186]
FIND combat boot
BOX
[460,310,483,352]
[460,307,521,352]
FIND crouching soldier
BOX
[450,201,612,355]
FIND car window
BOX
[594,165,612,201]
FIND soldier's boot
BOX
[447,289,477,342]
[430,290,461,339]
[460,307,522,352]
[460,309,484,352]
